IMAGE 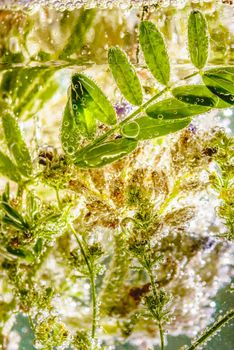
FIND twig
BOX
[185,308,234,350]
[69,223,97,345]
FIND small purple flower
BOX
[188,123,197,134]
[114,102,133,116]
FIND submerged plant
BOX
[0,4,233,350]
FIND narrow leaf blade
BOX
[203,66,234,105]
[139,21,170,85]
[0,151,21,183]
[1,201,26,226]
[146,98,210,119]
[75,138,138,168]
[172,85,217,107]
[188,11,209,69]
[108,47,143,106]
[2,111,32,177]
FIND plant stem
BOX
[119,87,168,127]
[16,184,24,209]
[90,271,97,340]
[55,188,62,209]
[159,323,165,350]
[148,267,165,350]
[185,308,234,350]
[182,71,199,81]
[69,224,97,344]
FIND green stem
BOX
[17,184,24,198]
[148,268,165,350]
[148,268,158,301]
[185,309,234,350]
[16,184,24,209]
[55,188,62,209]
[182,71,199,81]
[90,271,97,340]
[159,323,165,350]
[69,224,97,343]
[119,87,168,127]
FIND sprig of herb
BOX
[61,10,232,169]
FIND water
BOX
[0,1,233,350]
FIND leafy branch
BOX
[60,10,233,169]
[128,238,170,350]
[69,222,103,349]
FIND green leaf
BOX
[75,138,138,168]
[2,183,10,203]
[0,67,58,120]
[146,98,211,119]
[203,66,234,105]
[6,246,34,261]
[6,246,27,258]
[188,10,209,69]
[0,151,21,183]
[108,47,143,106]
[139,21,170,85]
[172,85,217,107]
[61,101,84,157]
[21,79,58,120]
[2,215,26,230]
[1,201,26,227]
[122,117,191,140]
[69,74,116,138]
[34,238,43,254]
[59,9,95,59]
[2,111,32,177]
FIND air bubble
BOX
[157,114,164,120]
[67,146,75,155]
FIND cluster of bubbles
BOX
[0,0,217,11]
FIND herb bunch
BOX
[0,6,233,350]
